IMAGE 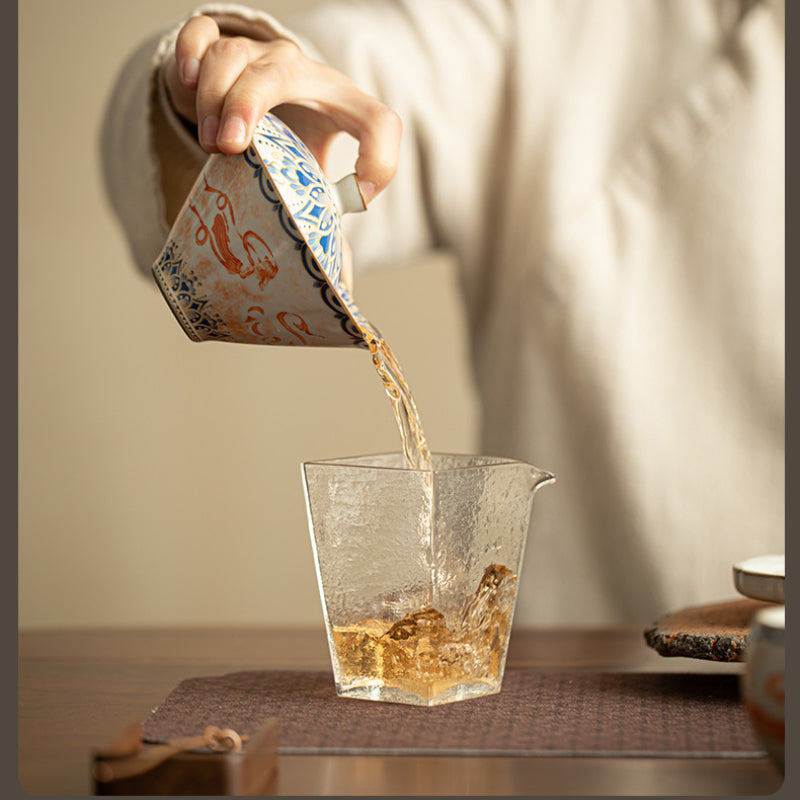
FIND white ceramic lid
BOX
[733,554,785,603]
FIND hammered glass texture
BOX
[302,453,552,704]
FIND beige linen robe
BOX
[101,0,784,625]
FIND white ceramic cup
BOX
[742,604,785,770]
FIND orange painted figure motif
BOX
[244,305,280,343]
[277,311,323,344]
[190,175,279,289]
[243,305,320,344]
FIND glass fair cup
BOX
[302,452,554,706]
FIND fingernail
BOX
[219,116,247,146]
[182,57,200,86]
[200,115,219,148]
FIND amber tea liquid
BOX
[362,323,431,471]
[331,565,517,705]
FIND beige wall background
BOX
[19,0,479,629]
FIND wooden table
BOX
[18,626,783,796]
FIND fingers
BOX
[175,14,221,89]
[212,40,304,154]
[164,15,221,126]
[195,38,255,152]
[282,61,402,202]
[352,104,402,203]
[288,60,402,202]
[165,16,402,201]
[170,20,305,154]
[304,90,402,204]
[175,16,257,153]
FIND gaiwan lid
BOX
[245,112,369,320]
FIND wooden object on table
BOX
[92,717,278,796]
[643,598,775,661]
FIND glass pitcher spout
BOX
[530,466,556,495]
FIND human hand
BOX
[162,14,401,204]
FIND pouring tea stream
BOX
[152,111,430,469]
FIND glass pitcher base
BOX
[334,678,501,707]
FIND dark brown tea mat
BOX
[142,669,763,758]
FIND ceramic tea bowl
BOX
[152,112,371,348]
[742,604,785,771]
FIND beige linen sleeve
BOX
[101,0,515,279]
[289,0,515,275]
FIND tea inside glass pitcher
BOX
[303,453,554,706]
[330,564,517,703]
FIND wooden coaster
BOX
[643,598,776,661]
[92,717,278,796]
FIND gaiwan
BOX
[153,112,370,348]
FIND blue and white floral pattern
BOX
[153,241,234,342]
[251,115,343,285]
[246,114,368,347]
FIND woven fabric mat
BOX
[142,670,763,758]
